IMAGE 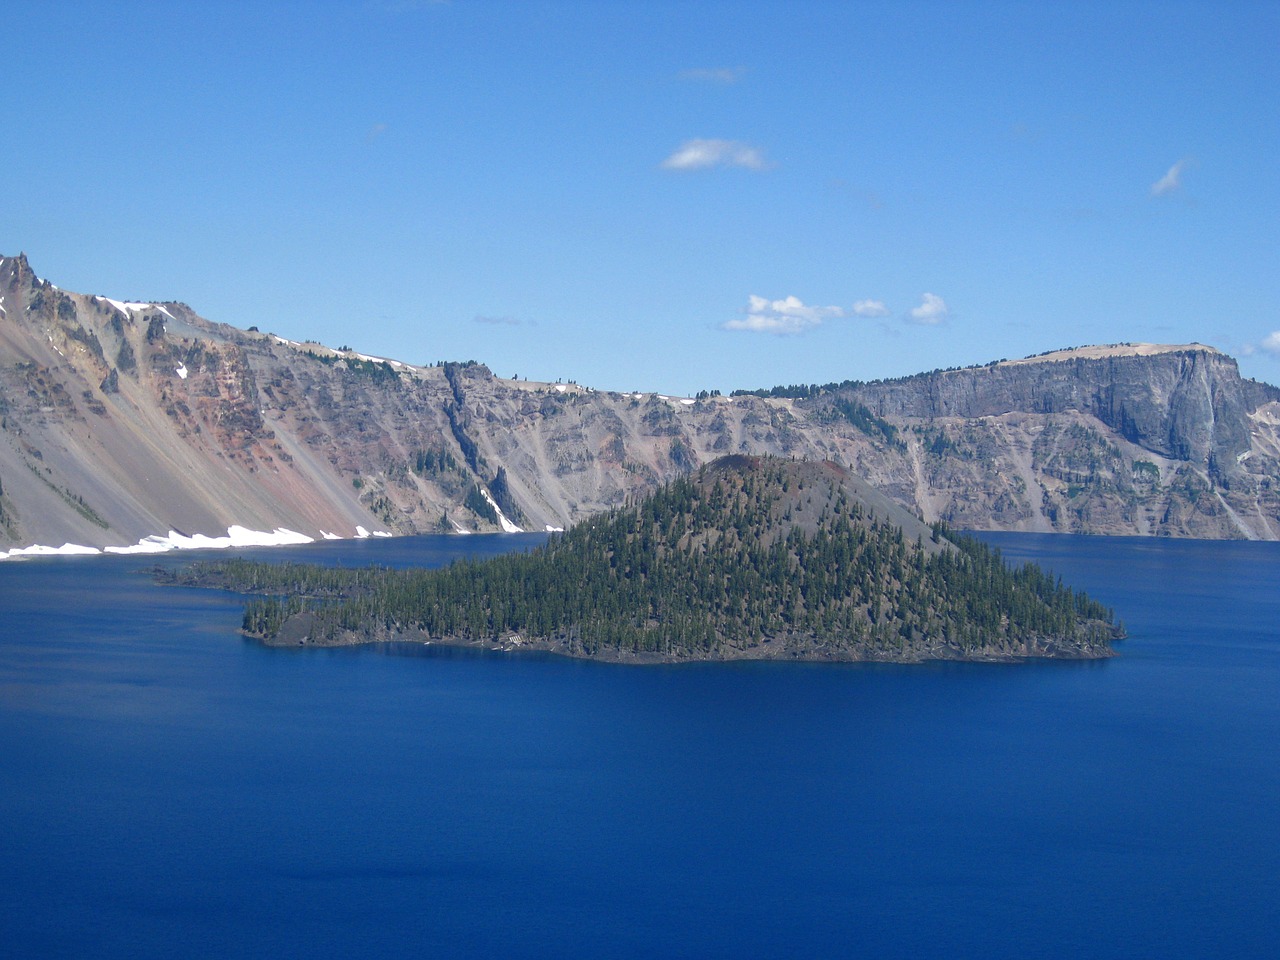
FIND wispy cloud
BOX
[474,314,521,326]
[1151,158,1190,197]
[1258,331,1280,356]
[678,66,746,85]
[852,299,891,318]
[907,293,949,325]
[722,295,844,335]
[661,139,769,172]
[366,122,388,143]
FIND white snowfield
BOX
[175,364,189,379]
[95,296,176,320]
[106,526,316,554]
[0,525,389,562]
[480,487,524,533]
[0,542,102,559]
[0,513,541,559]
[354,353,409,369]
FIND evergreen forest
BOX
[169,457,1122,662]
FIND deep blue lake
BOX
[1,532,1277,959]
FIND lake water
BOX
[1,533,1276,959]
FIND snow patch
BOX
[545,525,565,533]
[321,531,343,540]
[103,526,314,555]
[0,295,6,317]
[555,384,568,393]
[97,297,175,319]
[355,526,371,538]
[480,488,523,533]
[0,542,102,561]
[680,398,695,406]
[103,537,177,556]
[372,531,393,538]
[175,364,188,379]
[1,526,317,562]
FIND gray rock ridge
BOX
[838,346,1276,469]
[2,254,1279,548]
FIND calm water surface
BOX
[1,533,1276,959]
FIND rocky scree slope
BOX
[1,253,1278,549]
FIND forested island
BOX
[165,456,1123,662]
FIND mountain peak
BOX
[694,455,943,553]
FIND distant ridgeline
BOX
[4,247,1279,547]
[171,456,1122,662]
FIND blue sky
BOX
[4,1,1277,395]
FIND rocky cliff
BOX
[2,253,1278,550]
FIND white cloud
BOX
[907,293,949,325]
[679,66,746,85]
[1259,331,1280,356]
[852,299,890,318]
[474,314,520,326]
[661,139,768,172]
[722,295,844,335]
[1151,159,1189,197]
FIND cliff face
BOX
[2,254,1279,549]
[849,346,1264,467]
[818,345,1280,538]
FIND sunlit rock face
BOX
[2,253,1278,552]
